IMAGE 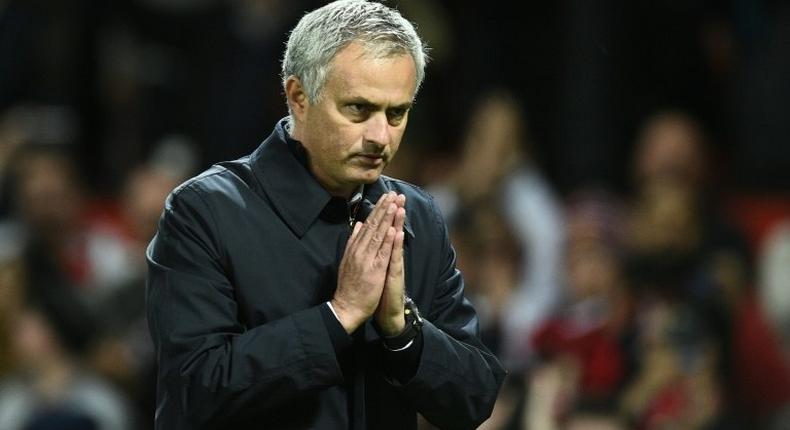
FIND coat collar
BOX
[250,119,413,239]
[250,119,330,238]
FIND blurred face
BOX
[17,154,82,239]
[124,168,179,241]
[13,310,56,369]
[567,242,618,299]
[635,113,705,189]
[565,415,625,430]
[289,43,417,196]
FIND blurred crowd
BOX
[429,97,790,430]
[1,0,789,429]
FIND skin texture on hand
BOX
[332,192,406,334]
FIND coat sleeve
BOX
[146,185,347,428]
[397,196,507,430]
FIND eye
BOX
[387,108,408,125]
[346,103,369,116]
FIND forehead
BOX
[324,43,417,105]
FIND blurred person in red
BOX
[5,139,160,426]
[625,110,789,426]
[758,221,790,359]
[527,190,631,426]
[619,302,724,430]
[733,220,790,428]
[11,144,138,295]
[88,159,185,429]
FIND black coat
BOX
[146,120,506,429]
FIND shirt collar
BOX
[251,118,413,239]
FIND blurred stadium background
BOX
[0,1,788,429]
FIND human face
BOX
[291,43,417,197]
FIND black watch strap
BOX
[382,297,423,351]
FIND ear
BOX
[285,76,309,121]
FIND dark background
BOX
[2,0,788,196]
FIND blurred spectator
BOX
[0,104,78,221]
[11,144,138,294]
[0,1,787,428]
[564,412,626,430]
[623,110,790,426]
[626,110,750,309]
[619,302,724,430]
[758,220,790,354]
[534,191,630,397]
[0,259,24,378]
[727,221,790,428]
[427,89,565,370]
[632,111,709,193]
[0,263,131,430]
[526,190,631,428]
[449,204,522,355]
[87,153,186,428]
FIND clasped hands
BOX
[331,191,407,336]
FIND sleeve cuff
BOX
[320,302,354,355]
[382,330,423,385]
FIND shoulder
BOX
[381,176,439,214]
[165,156,256,212]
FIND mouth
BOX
[354,153,386,166]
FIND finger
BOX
[393,206,405,236]
[366,200,397,254]
[347,191,388,253]
[389,230,405,275]
[394,193,406,208]
[357,192,395,250]
[344,221,363,252]
[375,226,396,267]
[350,193,387,251]
[390,210,405,262]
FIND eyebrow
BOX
[344,96,412,111]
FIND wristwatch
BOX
[382,296,424,351]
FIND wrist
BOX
[329,299,365,334]
[379,296,423,350]
[376,314,406,337]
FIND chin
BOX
[352,175,380,186]
[349,167,384,184]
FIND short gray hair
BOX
[282,0,428,111]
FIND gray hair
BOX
[282,0,428,114]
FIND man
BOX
[146,1,506,428]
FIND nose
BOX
[364,112,391,147]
